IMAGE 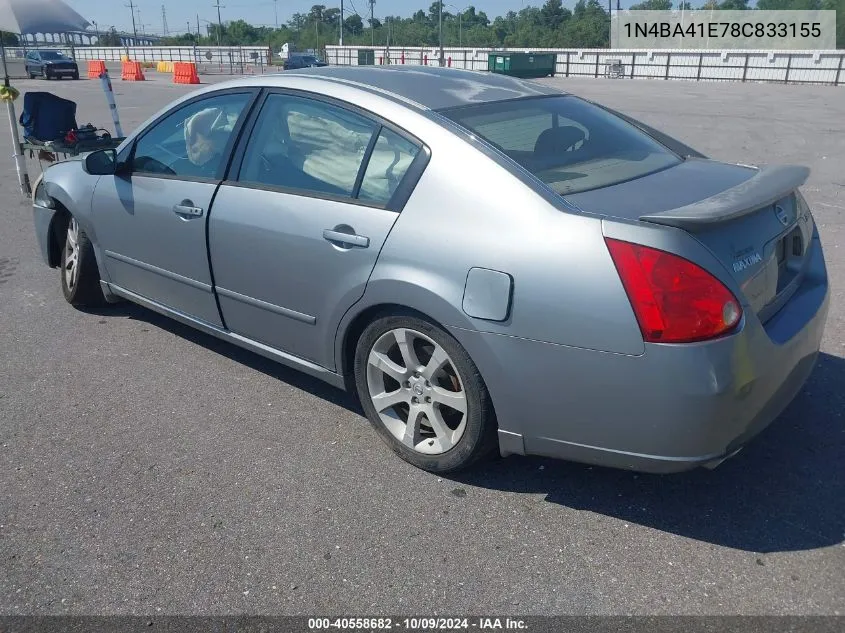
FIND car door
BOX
[91,89,258,326]
[208,91,428,369]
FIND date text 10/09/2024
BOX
[308,618,528,630]
[623,21,823,40]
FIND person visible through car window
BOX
[184,107,229,177]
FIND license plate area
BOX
[776,226,804,293]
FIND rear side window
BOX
[441,96,680,195]
[358,128,420,204]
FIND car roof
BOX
[267,66,565,111]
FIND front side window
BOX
[441,96,681,196]
[131,92,251,179]
[239,93,377,198]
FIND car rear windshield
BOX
[40,52,66,60]
[440,95,681,195]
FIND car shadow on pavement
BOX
[86,301,364,414]
[90,301,843,554]
[454,351,845,554]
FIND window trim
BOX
[121,87,262,183]
[226,87,430,213]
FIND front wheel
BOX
[71,72,80,80]
[354,314,497,473]
[60,216,106,308]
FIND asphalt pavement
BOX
[0,74,843,616]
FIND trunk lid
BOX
[566,158,814,320]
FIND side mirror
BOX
[83,149,118,176]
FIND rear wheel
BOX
[60,217,106,308]
[354,314,497,473]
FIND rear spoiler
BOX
[639,164,810,230]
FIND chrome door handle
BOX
[173,204,204,217]
[322,229,370,248]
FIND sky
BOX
[66,0,615,36]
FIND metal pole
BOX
[340,0,344,46]
[125,0,138,40]
[0,42,31,197]
[214,1,224,47]
[438,0,443,66]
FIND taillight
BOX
[605,237,742,344]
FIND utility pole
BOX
[315,7,320,52]
[125,0,138,40]
[339,0,344,46]
[274,0,279,29]
[161,5,169,37]
[187,20,191,35]
[213,0,224,47]
[197,14,201,38]
[369,0,375,46]
[438,0,444,66]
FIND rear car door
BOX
[208,90,428,369]
[91,89,258,326]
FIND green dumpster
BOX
[487,52,556,78]
[358,49,375,66]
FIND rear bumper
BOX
[455,237,830,473]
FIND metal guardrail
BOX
[325,46,845,86]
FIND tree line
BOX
[97,0,842,50]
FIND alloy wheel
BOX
[64,218,80,291]
[366,327,468,455]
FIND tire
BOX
[29,71,36,79]
[60,216,106,308]
[354,313,497,473]
[72,72,80,80]
[44,68,51,80]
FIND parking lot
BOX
[0,74,843,615]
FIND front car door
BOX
[92,89,258,326]
[208,91,428,368]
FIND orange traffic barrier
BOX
[121,61,145,81]
[87,60,106,79]
[173,62,200,85]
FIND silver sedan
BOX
[32,66,829,473]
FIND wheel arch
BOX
[42,171,112,285]
[334,278,492,392]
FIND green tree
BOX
[99,28,122,46]
[344,14,364,34]
[630,0,673,9]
